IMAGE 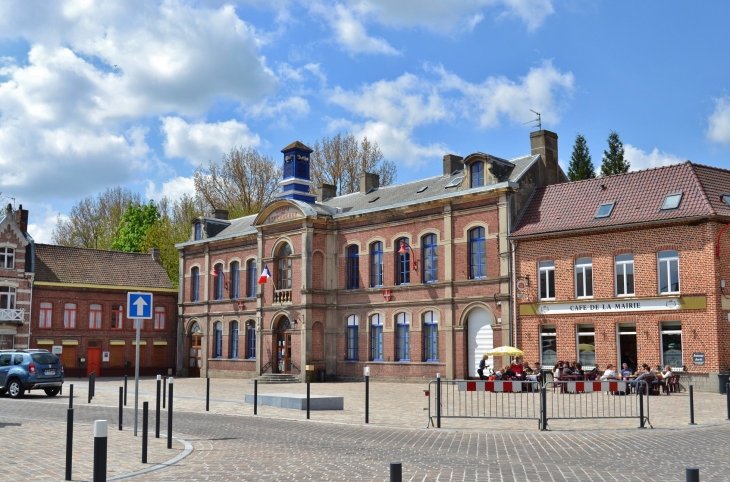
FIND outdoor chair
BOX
[663,374,680,394]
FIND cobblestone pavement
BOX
[2,378,730,481]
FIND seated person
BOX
[630,364,655,389]
[553,362,562,379]
[511,358,524,375]
[561,362,575,378]
[600,363,621,381]
[620,363,632,379]
[502,365,516,379]
[661,365,673,380]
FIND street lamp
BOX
[397,239,418,272]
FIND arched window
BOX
[229,321,239,359]
[469,227,486,279]
[213,263,224,300]
[154,306,166,330]
[395,312,410,361]
[246,321,256,359]
[213,322,223,358]
[191,267,200,302]
[89,304,102,330]
[370,242,383,287]
[346,245,359,289]
[470,161,484,188]
[346,315,359,360]
[63,303,76,329]
[39,302,53,329]
[229,261,240,299]
[423,311,439,362]
[246,259,257,298]
[194,222,202,240]
[422,234,438,283]
[277,244,292,290]
[395,237,411,285]
[370,314,383,361]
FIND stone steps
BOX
[250,373,301,384]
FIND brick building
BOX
[0,204,33,350]
[176,131,566,380]
[511,162,730,390]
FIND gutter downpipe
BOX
[511,239,517,349]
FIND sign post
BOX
[127,292,153,437]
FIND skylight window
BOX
[445,176,463,188]
[368,197,380,203]
[661,192,683,210]
[417,186,428,193]
[722,194,730,207]
[595,202,615,218]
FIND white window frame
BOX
[658,250,680,294]
[576,324,596,370]
[0,248,14,269]
[539,325,557,367]
[660,323,683,371]
[575,257,593,299]
[538,261,555,300]
[0,286,16,309]
[615,254,635,297]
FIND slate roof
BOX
[281,141,313,152]
[34,244,174,289]
[511,162,730,237]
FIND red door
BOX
[87,347,101,377]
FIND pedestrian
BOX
[478,354,488,380]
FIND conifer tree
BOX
[600,131,630,176]
[567,134,595,181]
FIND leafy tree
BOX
[567,134,596,181]
[600,131,630,176]
[111,201,160,253]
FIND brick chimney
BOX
[14,204,29,234]
[530,130,560,186]
[148,247,161,263]
[443,154,464,175]
[360,172,380,194]
[213,209,229,220]
[317,183,337,202]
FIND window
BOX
[658,250,680,294]
[422,234,438,283]
[469,227,486,279]
[154,306,165,330]
[395,237,411,285]
[346,315,358,360]
[277,244,292,290]
[213,263,224,300]
[190,267,200,302]
[0,247,14,269]
[576,325,596,369]
[661,193,683,210]
[39,302,52,328]
[246,259,257,298]
[370,242,384,287]
[615,254,635,296]
[661,323,683,369]
[229,261,240,299]
[470,161,484,188]
[213,322,223,358]
[722,194,730,208]
[246,321,256,359]
[194,222,202,240]
[370,314,383,361]
[111,305,123,330]
[539,261,555,300]
[445,176,463,188]
[346,245,359,289]
[595,202,615,218]
[575,257,593,298]
[423,311,438,362]
[0,286,15,309]
[63,303,76,329]
[395,312,410,361]
[89,304,102,330]
[540,325,557,367]
[229,321,239,359]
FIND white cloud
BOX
[146,176,195,202]
[25,203,65,244]
[707,96,730,146]
[161,117,261,165]
[311,3,399,55]
[624,144,684,172]
[248,96,310,120]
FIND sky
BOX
[1,0,729,243]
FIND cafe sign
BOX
[534,297,682,316]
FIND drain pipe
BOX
[511,239,518,348]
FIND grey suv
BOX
[0,349,65,398]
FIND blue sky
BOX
[1,1,729,242]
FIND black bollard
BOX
[162,376,166,409]
[91,371,95,399]
[436,373,441,429]
[206,377,210,412]
[88,374,92,404]
[540,386,548,431]
[65,408,73,481]
[167,377,174,449]
[686,467,699,482]
[93,420,108,482]
[142,402,148,463]
[254,378,258,415]
[118,387,123,430]
[726,383,730,421]
[156,375,161,438]
[689,385,696,425]
[638,381,645,429]
[69,384,74,409]
[365,367,370,424]
[124,375,128,406]
[390,462,402,482]
[307,381,311,420]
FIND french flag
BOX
[258,264,271,284]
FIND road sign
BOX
[127,292,153,319]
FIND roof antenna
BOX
[523,109,541,131]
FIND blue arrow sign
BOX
[127,292,153,319]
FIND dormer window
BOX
[595,202,615,218]
[470,161,484,188]
[194,222,202,241]
[721,194,730,207]
[661,193,683,210]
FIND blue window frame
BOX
[370,242,383,287]
[190,267,199,302]
[346,315,358,360]
[470,162,484,188]
[396,237,411,285]
[213,322,222,358]
[229,262,239,299]
[246,322,256,359]
[347,245,359,289]
[423,311,439,362]
[395,312,410,361]
[246,259,257,298]
[229,321,239,359]
[213,264,224,300]
[370,314,383,361]
[422,234,438,283]
[194,222,202,240]
[469,227,487,279]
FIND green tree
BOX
[600,131,630,176]
[567,134,596,181]
[111,201,160,253]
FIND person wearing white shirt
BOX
[600,363,620,381]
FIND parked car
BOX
[0,349,64,398]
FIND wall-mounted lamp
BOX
[397,239,419,272]
[211,268,229,289]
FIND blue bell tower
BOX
[276,141,316,203]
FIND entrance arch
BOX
[467,307,494,377]
[189,322,202,377]
[276,317,292,374]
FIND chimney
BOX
[530,130,560,186]
[14,204,29,234]
[317,183,337,202]
[148,247,161,263]
[360,172,380,194]
[443,154,464,175]
[213,209,229,220]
